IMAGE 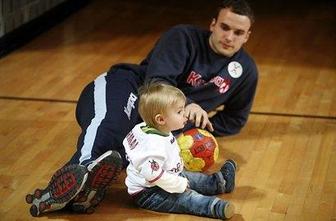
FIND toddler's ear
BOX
[154,114,166,126]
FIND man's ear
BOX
[243,30,251,43]
[209,18,216,32]
[154,114,166,126]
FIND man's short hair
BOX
[216,0,255,24]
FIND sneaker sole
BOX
[88,150,122,188]
[25,164,88,217]
[224,202,235,219]
[72,150,122,213]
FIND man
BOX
[26,0,257,216]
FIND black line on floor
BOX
[250,111,336,120]
[1,95,335,120]
[0,96,77,104]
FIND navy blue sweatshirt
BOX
[111,24,258,136]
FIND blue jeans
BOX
[133,170,230,220]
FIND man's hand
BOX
[185,103,214,132]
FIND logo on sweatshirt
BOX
[228,61,243,78]
[124,92,138,120]
[186,71,206,86]
[209,76,231,94]
[125,131,138,150]
[149,159,160,172]
[186,70,231,94]
[169,162,182,173]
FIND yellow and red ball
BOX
[177,128,219,172]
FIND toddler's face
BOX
[164,101,187,132]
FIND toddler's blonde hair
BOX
[138,83,186,128]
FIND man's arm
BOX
[210,68,258,136]
[185,103,214,132]
[142,25,192,85]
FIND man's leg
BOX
[70,69,142,165]
[67,69,142,213]
[25,68,142,216]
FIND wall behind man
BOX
[0,0,89,58]
[0,0,68,38]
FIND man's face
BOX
[209,8,251,57]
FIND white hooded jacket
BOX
[123,122,188,194]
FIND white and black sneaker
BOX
[25,164,88,217]
[71,150,123,214]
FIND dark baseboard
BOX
[0,0,91,59]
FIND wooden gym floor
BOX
[0,0,335,220]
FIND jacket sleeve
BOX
[152,171,188,193]
[211,62,258,136]
[138,156,188,193]
[142,25,192,86]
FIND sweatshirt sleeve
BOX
[211,61,258,136]
[142,25,193,86]
[138,156,188,193]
